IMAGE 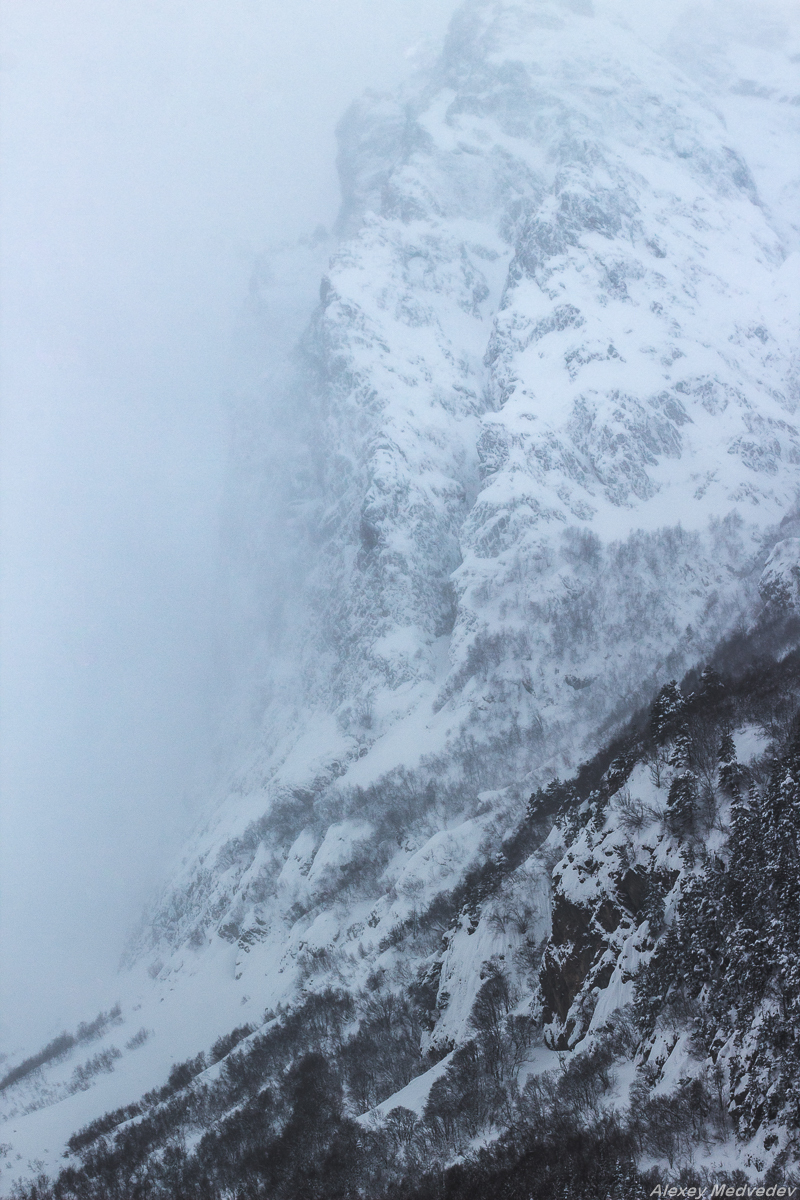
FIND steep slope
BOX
[2,0,799,1192]
[7,600,800,1195]
[135,0,799,991]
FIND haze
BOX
[0,0,458,1052]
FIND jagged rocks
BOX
[759,538,800,614]
[539,801,683,1049]
[134,0,800,971]
[6,0,800,1191]
[540,892,613,1038]
[540,855,638,1047]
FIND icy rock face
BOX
[759,538,800,613]
[142,0,799,963]
[293,0,797,766]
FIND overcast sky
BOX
[0,0,460,1051]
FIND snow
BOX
[389,820,484,901]
[733,722,772,764]
[277,828,318,891]
[3,0,800,1183]
[358,1053,454,1123]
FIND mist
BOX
[0,0,459,1052]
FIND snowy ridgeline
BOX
[2,0,800,1193]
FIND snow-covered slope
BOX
[139,0,799,965]
[2,0,799,1190]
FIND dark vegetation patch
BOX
[0,1006,122,1093]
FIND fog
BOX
[0,0,459,1051]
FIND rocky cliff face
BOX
[143,0,799,964]
[303,0,796,733]
[2,0,799,1192]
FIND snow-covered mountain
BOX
[3,0,800,1192]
